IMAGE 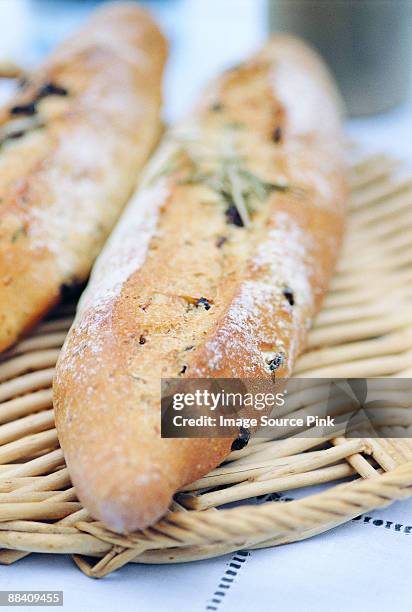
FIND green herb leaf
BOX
[151,127,291,227]
[11,225,27,243]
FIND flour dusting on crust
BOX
[199,211,314,375]
[78,181,168,316]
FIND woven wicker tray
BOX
[0,153,411,578]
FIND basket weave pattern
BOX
[0,154,411,577]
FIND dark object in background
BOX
[268,0,412,116]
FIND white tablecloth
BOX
[1,1,411,610]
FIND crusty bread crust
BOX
[0,3,166,352]
[54,36,348,533]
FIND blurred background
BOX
[0,0,411,159]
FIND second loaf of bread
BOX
[0,3,166,352]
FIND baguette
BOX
[0,3,166,352]
[54,36,348,533]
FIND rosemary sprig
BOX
[181,154,288,228]
[153,127,290,227]
[11,225,27,243]
[227,166,251,227]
